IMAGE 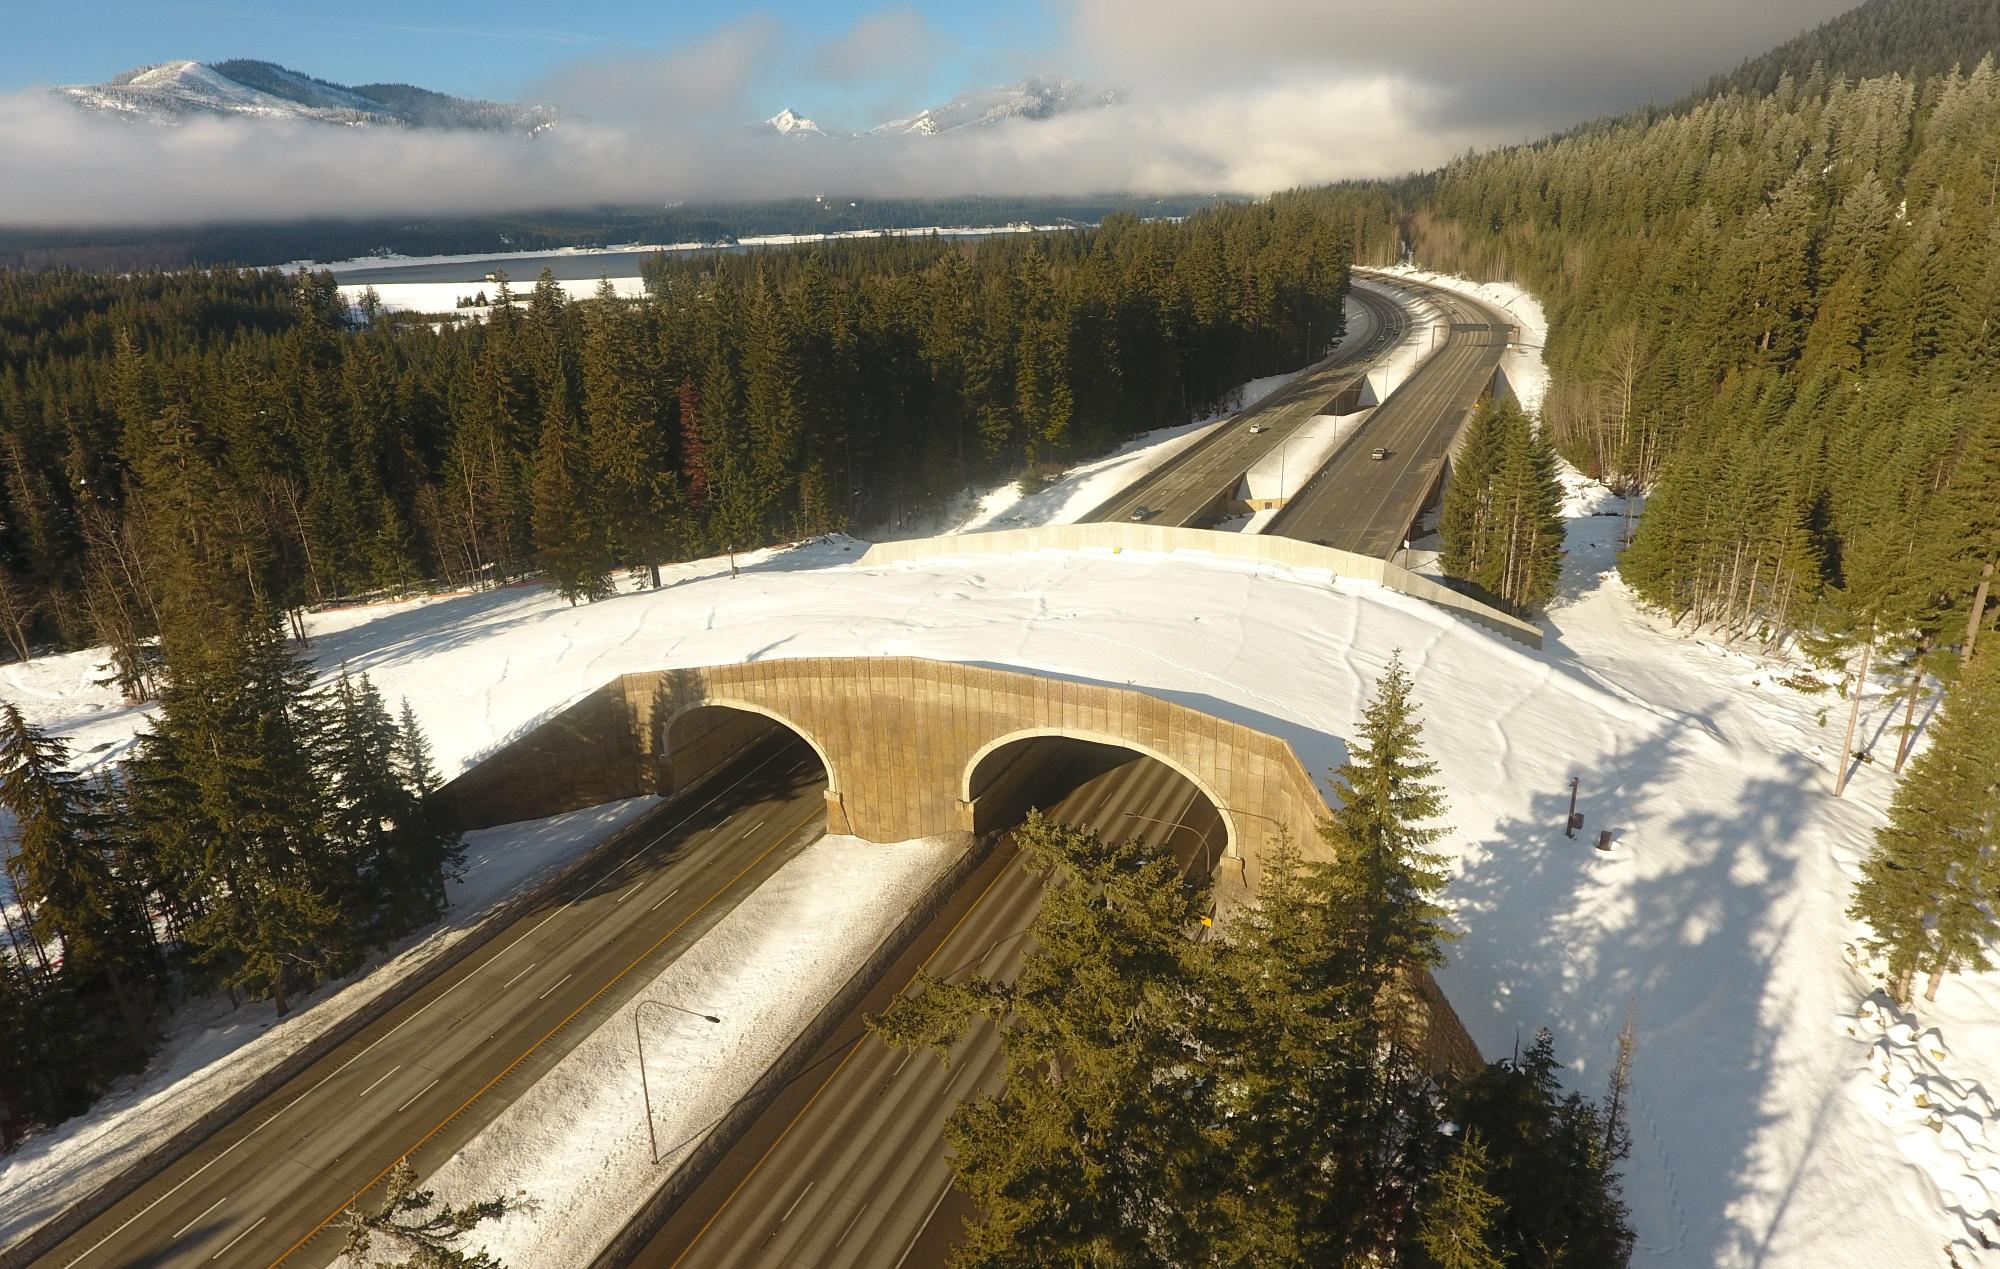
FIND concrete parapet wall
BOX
[855,525,1543,649]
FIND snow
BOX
[1243,412,1368,502]
[861,368,1303,541]
[1368,264,1550,416]
[0,798,659,1255]
[339,831,966,1268]
[765,108,826,137]
[872,289,1400,541]
[4,268,1991,1266]
[339,276,649,316]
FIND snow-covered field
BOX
[349,831,966,1267]
[3,266,1992,1267]
[0,798,660,1253]
[337,275,648,316]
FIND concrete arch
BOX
[962,726,1239,862]
[660,697,841,797]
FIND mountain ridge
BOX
[55,59,555,132]
[763,74,1120,139]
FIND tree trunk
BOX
[1893,639,1929,774]
[1968,558,1995,656]
[1925,963,1946,1003]
[1833,634,1874,797]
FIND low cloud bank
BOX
[0,75,1496,227]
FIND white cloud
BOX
[0,0,1864,228]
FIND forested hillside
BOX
[0,199,1351,677]
[1400,60,2000,695]
[1688,0,2000,106]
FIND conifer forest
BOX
[0,4,1997,1263]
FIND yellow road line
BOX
[261,797,823,1267]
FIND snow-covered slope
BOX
[870,75,1120,136]
[765,108,828,138]
[54,59,553,131]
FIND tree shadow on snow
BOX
[1445,706,1819,1265]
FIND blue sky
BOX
[3,1,1049,125]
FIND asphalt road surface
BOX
[1268,282,1511,558]
[626,742,1224,1269]
[37,735,832,1269]
[1083,282,1408,527]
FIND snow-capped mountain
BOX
[870,76,1121,137]
[55,60,555,132]
[766,108,829,139]
[756,76,1121,142]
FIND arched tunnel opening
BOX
[966,735,1230,879]
[659,704,831,834]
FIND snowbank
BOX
[883,288,1405,541]
[1244,411,1371,503]
[1368,264,1550,417]
[0,799,659,1254]
[348,832,966,1268]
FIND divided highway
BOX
[1269,281,1511,558]
[624,744,1223,1269]
[37,737,833,1269]
[1083,282,1407,527]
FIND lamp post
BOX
[1122,811,1220,878]
[634,999,721,1164]
[1124,811,1223,934]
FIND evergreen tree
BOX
[869,812,1228,1266]
[1452,1029,1635,1267]
[1319,650,1455,991]
[529,372,611,604]
[0,702,157,1047]
[1414,1132,1506,1269]
[127,610,342,1013]
[1440,399,1565,613]
[340,1157,523,1269]
[1848,645,2000,1002]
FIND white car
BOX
[1370,447,1390,461]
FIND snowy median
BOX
[361,831,971,1269]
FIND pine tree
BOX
[868,812,1228,1266]
[340,1157,522,1269]
[1441,400,1565,612]
[1848,645,2000,1002]
[0,702,157,1047]
[390,698,461,927]
[1415,1132,1506,1269]
[127,609,342,1013]
[1319,650,1455,990]
[529,374,611,604]
[1453,1029,1635,1267]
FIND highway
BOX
[1268,281,1511,558]
[624,742,1223,1269]
[1082,282,1408,527]
[36,735,833,1269]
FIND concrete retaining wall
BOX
[855,524,1543,649]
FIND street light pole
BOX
[634,999,721,1164]
[1122,811,1219,877]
